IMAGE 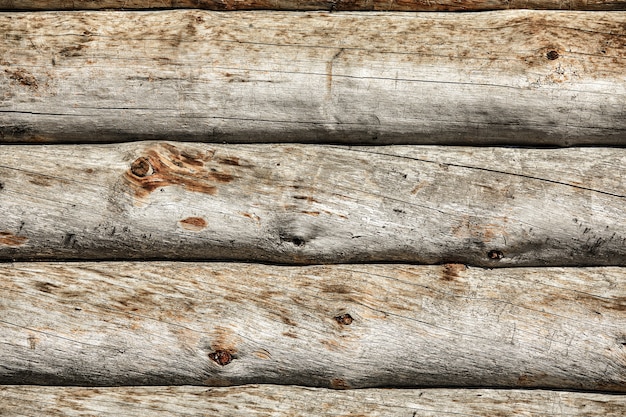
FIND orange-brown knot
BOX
[130,157,152,177]
[209,350,233,366]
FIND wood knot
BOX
[546,50,559,60]
[130,157,153,177]
[487,250,504,260]
[209,350,233,366]
[334,314,353,325]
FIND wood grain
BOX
[1,142,624,266]
[1,262,625,390]
[1,0,626,11]
[1,10,626,145]
[1,385,625,416]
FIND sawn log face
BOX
[0,263,625,390]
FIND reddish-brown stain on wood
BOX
[330,378,350,389]
[442,264,467,282]
[124,143,236,199]
[5,68,37,89]
[0,231,27,246]
[179,217,208,231]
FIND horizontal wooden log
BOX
[1,386,625,416]
[2,0,626,11]
[1,10,626,145]
[1,262,625,390]
[1,142,624,265]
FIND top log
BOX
[1,0,626,11]
[1,10,626,145]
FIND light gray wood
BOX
[1,262,625,390]
[1,10,626,145]
[0,142,624,266]
[1,385,625,416]
[2,0,626,11]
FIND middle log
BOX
[0,142,624,266]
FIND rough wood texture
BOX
[1,10,626,145]
[1,262,625,390]
[1,142,624,266]
[1,385,625,416]
[2,0,626,11]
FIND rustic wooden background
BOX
[0,1,625,415]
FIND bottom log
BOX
[0,263,625,390]
[1,385,625,416]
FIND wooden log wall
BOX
[0,1,625,415]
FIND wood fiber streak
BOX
[0,142,624,266]
[0,263,625,390]
[1,10,626,145]
[1,0,625,11]
[1,385,625,416]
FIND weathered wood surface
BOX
[1,11,626,145]
[2,0,626,11]
[1,262,625,389]
[1,142,624,266]
[1,386,625,416]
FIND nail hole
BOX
[334,314,353,325]
[487,250,504,260]
[546,50,559,60]
[209,350,233,366]
[130,157,152,177]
